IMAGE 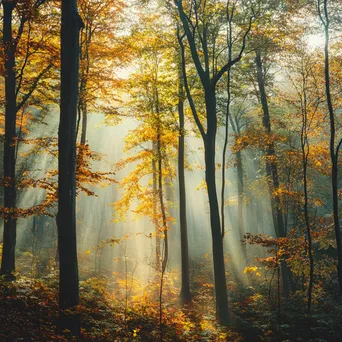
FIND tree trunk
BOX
[157,130,168,273]
[177,26,229,325]
[205,89,229,325]
[319,0,342,293]
[79,19,91,146]
[80,104,87,145]
[236,150,247,268]
[255,49,290,297]
[177,70,191,304]
[152,141,161,268]
[154,87,168,273]
[58,0,83,335]
[1,1,17,279]
[255,50,285,238]
[301,136,314,314]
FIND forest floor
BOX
[1,272,342,341]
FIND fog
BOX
[0,104,277,287]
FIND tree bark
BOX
[318,0,342,293]
[205,89,229,325]
[1,1,17,279]
[177,27,230,325]
[177,65,191,304]
[58,0,83,335]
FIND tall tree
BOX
[177,48,191,304]
[318,0,342,294]
[1,0,17,278]
[58,0,83,335]
[1,0,52,278]
[175,0,255,324]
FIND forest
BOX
[0,0,341,340]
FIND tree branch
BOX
[213,9,255,85]
[16,62,53,112]
[177,27,206,140]
[175,0,207,85]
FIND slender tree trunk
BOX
[205,89,229,325]
[318,0,342,293]
[58,0,83,335]
[301,135,314,315]
[1,1,17,279]
[221,69,231,238]
[255,50,291,297]
[255,50,285,238]
[299,79,314,313]
[152,163,161,268]
[80,104,87,145]
[79,19,91,146]
[152,141,161,269]
[177,67,191,304]
[154,87,168,273]
[236,150,247,267]
[178,30,229,324]
[157,131,168,273]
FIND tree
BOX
[1,0,18,278]
[112,14,178,273]
[58,0,83,335]
[1,0,53,278]
[176,45,191,304]
[287,51,322,314]
[254,49,294,296]
[318,0,342,294]
[175,0,255,324]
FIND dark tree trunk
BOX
[58,0,83,335]
[1,1,17,279]
[255,50,285,238]
[255,50,290,297]
[177,29,229,325]
[177,69,191,304]
[205,89,229,325]
[318,0,342,293]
